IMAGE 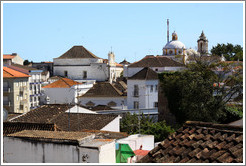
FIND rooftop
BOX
[3,67,30,78]
[128,67,158,80]
[138,121,243,163]
[10,63,39,71]
[3,54,15,59]
[128,55,184,68]
[80,129,128,139]
[43,77,82,88]
[11,104,119,131]
[56,46,100,59]
[3,122,56,136]
[78,82,124,98]
[7,130,94,145]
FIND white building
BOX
[78,82,127,109]
[116,134,154,151]
[123,55,185,78]
[53,46,123,83]
[4,130,116,163]
[42,77,93,104]
[127,67,159,110]
[3,53,24,65]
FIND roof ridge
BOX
[110,83,123,96]
[185,121,243,132]
[60,78,73,88]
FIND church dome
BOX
[163,40,186,49]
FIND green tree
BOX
[159,61,243,124]
[211,43,243,61]
[120,113,175,142]
[23,60,31,66]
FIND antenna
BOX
[167,19,169,43]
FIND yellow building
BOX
[3,67,30,113]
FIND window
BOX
[155,85,158,92]
[155,68,158,72]
[133,85,139,97]
[20,105,24,111]
[169,50,173,54]
[64,71,68,77]
[83,71,87,79]
[154,102,158,108]
[150,85,153,92]
[134,101,139,109]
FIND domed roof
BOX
[163,40,186,49]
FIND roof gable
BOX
[79,82,123,98]
[56,46,100,59]
[128,67,158,80]
[128,55,184,68]
[43,77,82,88]
[3,67,30,78]
[138,121,243,163]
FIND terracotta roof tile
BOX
[56,46,100,59]
[128,55,184,68]
[80,129,128,139]
[78,82,123,98]
[3,67,30,78]
[11,104,118,131]
[128,67,158,80]
[3,54,15,59]
[138,121,243,163]
[7,130,94,144]
[43,77,82,88]
[3,122,56,135]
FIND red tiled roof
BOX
[3,67,30,78]
[116,63,123,67]
[134,150,150,156]
[43,77,82,88]
[138,121,243,163]
[3,54,15,59]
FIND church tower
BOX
[197,31,208,55]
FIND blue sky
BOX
[2,2,244,63]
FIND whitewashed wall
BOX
[98,141,116,163]
[127,80,158,109]
[78,97,127,109]
[101,116,121,132]
[4,137,115,163]
[42,84,92,104]
[116,134,154,151]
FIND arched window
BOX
[169,50,173,55]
